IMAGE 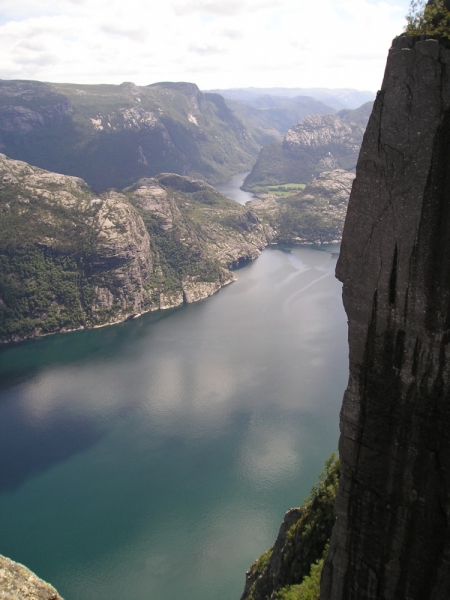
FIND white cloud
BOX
[0,0,411,89]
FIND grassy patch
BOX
[275,558,323,600]
[267,184,306,197]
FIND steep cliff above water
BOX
[320,34,450,599]
[240,456,339,600]
[0,80,259,191]
[0,154,271,343]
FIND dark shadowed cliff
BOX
[321,34,450,600]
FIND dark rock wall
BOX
[321,36,450,600]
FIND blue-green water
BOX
[0,245,348,600]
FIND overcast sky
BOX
[0,0,411,92]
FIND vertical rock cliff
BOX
[321,35,450,599]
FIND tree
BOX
[404,0,450,37]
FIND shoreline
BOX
[0,240,341,346]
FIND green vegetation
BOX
[243,454,340,600]
[0,247,89,339]
[252,183,306,197]
[282,454,339,577]
[253,549,273,576]
[275,558,323,600]
[277,200,342,243]
[404,0,450,37]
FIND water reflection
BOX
[0,246,348,600]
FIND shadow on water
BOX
[0,307,185,492]
[0,400,105,494]
[0,306,183,391]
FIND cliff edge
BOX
[321,35,450,599]
[0,555,62,599]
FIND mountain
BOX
[0,80,259,192]
[242,102,373,190]
[224,95,336,145]
[0,154,272,343]
[205,87,376,110]
[0,153,356,343]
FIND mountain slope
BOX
[242,102,373,190]
[224,96,336,145]
[0,80,259,191]
[0,154,271,342]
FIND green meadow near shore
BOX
[251,184,306,197]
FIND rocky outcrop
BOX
[0,156,271,342]
[249,169,355,244]
[242,103,372,190]
[0,555,62,599]
[321,36,450,600]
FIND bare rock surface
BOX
[243,103,372,190]
[0,555,62,599]
[0,156,271,342]
[321,36,450,600]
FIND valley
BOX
[0,78,367,599]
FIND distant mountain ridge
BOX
[204,87,376,110]
[224,95,336,145]
[0,79,259,192]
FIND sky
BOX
[0,0,412,92]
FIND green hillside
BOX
[0,80,259,192]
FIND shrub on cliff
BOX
[404,0,450,38]
[241,454,339,600]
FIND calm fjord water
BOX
[214,172,254,205]
[0,245,348,600]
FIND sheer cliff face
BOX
[321,36,450,600]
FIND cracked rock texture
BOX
[0,555,62,599]
[321,36,450,600]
